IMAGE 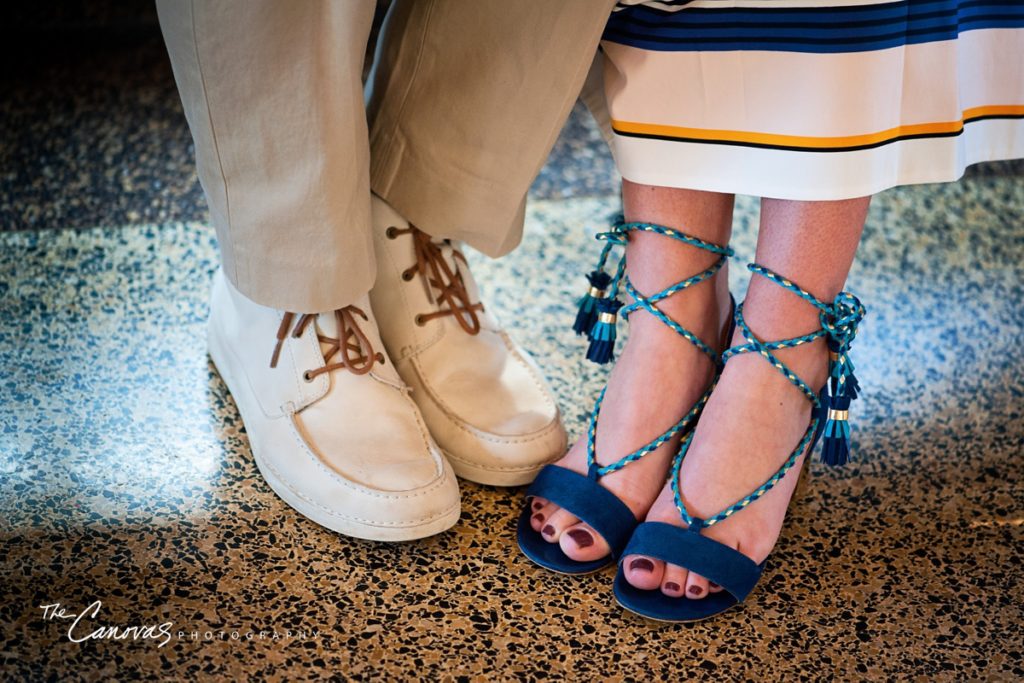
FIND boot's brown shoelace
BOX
[387,225,484,335]
[269,306,384,377]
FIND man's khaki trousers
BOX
[157,0,614,312]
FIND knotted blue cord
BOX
[583,221,733,478]
[672,263,865,528]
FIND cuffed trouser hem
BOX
[367,0,617,258]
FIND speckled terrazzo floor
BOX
[2,18,1024,683]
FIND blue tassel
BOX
[572,270,612,337]
[585,298,623,364]
[829,345,860,400]
[845,366,860,400]
[820,394,852,466]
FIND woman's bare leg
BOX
[622,196,869,597]
[531,180,734,561]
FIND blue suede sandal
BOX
[517,221,734,575]
[614,264,865,621]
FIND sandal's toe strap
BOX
[527,465,637,558]
[621,522,764,603]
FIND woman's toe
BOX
[623,554,664,590]
[540,507,580,543]
[708,581,724,594]
[684,570,710,600]
[530,501,560,532]
[530,497,548,513]
[558,521,611,562]
[661,563,689,597]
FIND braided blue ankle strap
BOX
[575,221,734,364]
[574,221,734,480]
[670,263,865,531]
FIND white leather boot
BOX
[207,269,460,541]
[369,196,567,486]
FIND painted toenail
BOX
[542,525,556,537]
[532,500,543,511]
[664,582,680,592]
[709,582,720,589]
[566,529,594,548]
[629,558,654,572]
[688,585,704,596]
[532,513,544,523]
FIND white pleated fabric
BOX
[602,0,1024,199]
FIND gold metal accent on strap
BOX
[597,312,618,324]
[588,286,607,298]
[828,409,849,421]
[829,351,840,361]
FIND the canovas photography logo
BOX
[40,601,174,648]
[40,601,320,648]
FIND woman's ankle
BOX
[733,278,831,391]
[623,267,731,363]
[741,274,825,342]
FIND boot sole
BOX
[442,448,547,488]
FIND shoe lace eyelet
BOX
[302,371,314,382]
[401,269,415,282]
[414,314,425,327]
[386,226,399,239]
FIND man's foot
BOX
[529,230,732,562]
[369,196,566,487]
[622,295,829,598]
[207,269,461,541]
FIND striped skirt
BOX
[600,0,1024,200]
